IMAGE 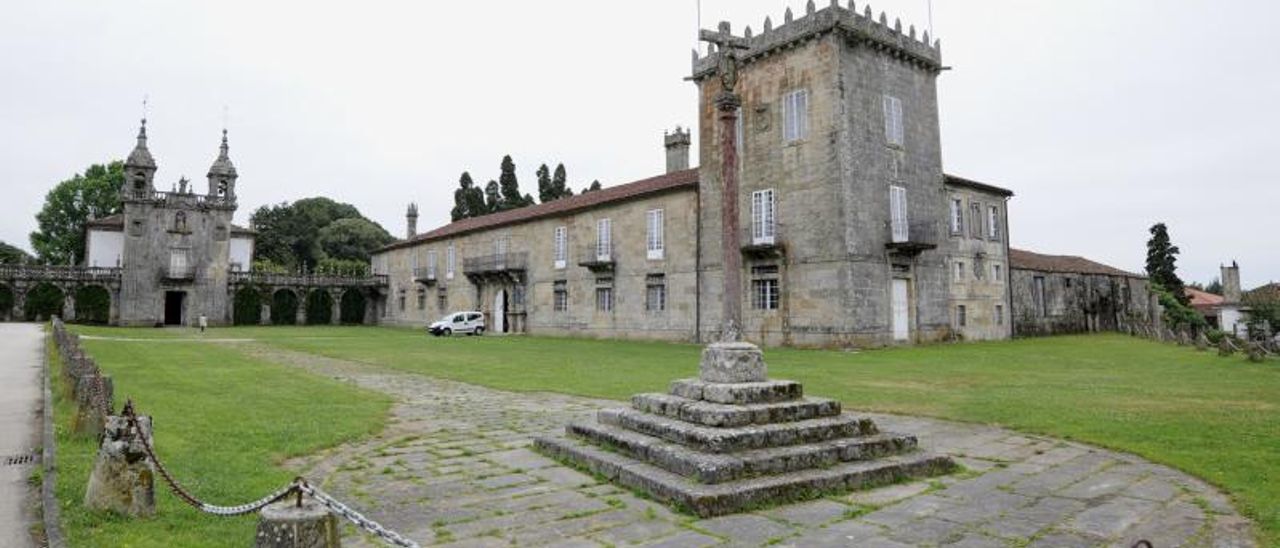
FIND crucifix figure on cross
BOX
[700,23,750,99]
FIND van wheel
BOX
[474,327,484,336]
[442,328,452,336]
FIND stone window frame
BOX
[1033,276,1047,317]
[751,189,777,245]
[948,197,964,235]
[446,244,456,279]
[553,226,568,269]
[645,274,667,313]
[397,289,406,312]
[416,288,426,310]
[553,280,568,312]
[995,304,1005,326]
[594,277,614,313]
[646,209,665,260]
[882,94,905,148]
[782,89,809,144]
[956,304,967,328]
[436,287,447,312]
[426,250,437,279]
[751,264,781,311]
[987,204,1002,240]
[953,260,966,282]
[992,263,1004,283]
[969,201,983,239]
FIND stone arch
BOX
[0,284,13,321]
[271,289,299,326]
[305,289,333,325]
[233,286,262,325]
[73,285,111,324]
[339,289,367,325]
[24,282,64,322]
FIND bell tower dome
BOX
[206,129,238,202]
[122,119,157,199]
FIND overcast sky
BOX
[2,1,1276,288]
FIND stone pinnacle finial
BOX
[864,5,872,18]
[785,7,794,24]
[806,0,816,16]
[744,26,753,39]
[764,16,773,33]
[895,17,902,33]
[848,0,856,11]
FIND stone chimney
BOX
[664,126,691,173]
[1221,261,1242,304]
[405,202,418,239]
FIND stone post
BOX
[261,296,272,326]
[1194,331,1210,351]
[296,291,307,325]
[73,374,113,437]
[255,498,340,548]
[717,93,743,340]
[84,415,156,517]
[62,287,76,322]
[330,291,342,325]
[109,287,121,326]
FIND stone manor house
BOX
[373,2,1160,347]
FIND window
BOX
[494,236,507,256]
[988,205,1001,239]
[995,304,1005,326]
[446,244,455,279]
[751,189,776,245]
[646,275,667,312]
[890,185,908,243]
[554,226,567,269]
[949,199,964,234]
[954,261,966,281]
[1033,276,1047,317]
[427,250,437,279]
[969,202,982,238]
[956,305,967,327]
[397,290,406,312]
[783,89,809,142]
[168,249,189,277]
[992,263,1003,281]
[751,265,781,310]
[883,95,904,146]
[1065,278,1074,289]
[512,285,525,308]
[596,218,612,261]
[595,279,613,313]
[437,288,447,311]
[416,288,426,310]
[553,281,568,312]
[646,209,665,260]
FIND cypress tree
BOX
[536,164,553,203]
[1146,223,1189,305]
[497,155,529,209]
[451,172,477,221]
[484,180,502,213]
[552,164,571,199]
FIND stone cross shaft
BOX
[701,25,750,342]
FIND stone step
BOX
[567,420,918,484]
[670,378,803,405]
[597,408,878,454]
[534,434,955,518]
[631,393,841,428]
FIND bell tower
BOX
[122,119,157,199]
[206,129,238,202]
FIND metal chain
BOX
[298,482,420,548]
[122,401,299,516]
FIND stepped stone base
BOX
[535,434,955,518]
[534,340,955,517]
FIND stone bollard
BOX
[84,415,156,517]
[1246,342,1267,363]
[1194,332,1210,352]
[255,498,340,548]
[1218,338,1237,357]
[73,375,113,436]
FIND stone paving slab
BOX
[240,343,1260,547]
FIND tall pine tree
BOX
[451,172,478,221]
[1146,222,1189,305]
[497,155,532,209]
[552,164,573,199]
[536,164,553,203]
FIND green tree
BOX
[1145,223,1188,305]
[30,162,124,265]
[497,155,532,210]
[250,197,389,270]
[484,180,502,213]
[0,241,32,265]
[451,172,486,221]
[536,164,553,203]
[552,164,573,200]
[1204,277,1223,295]
[317,218,394,264]
[583,180,602,193]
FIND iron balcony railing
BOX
[463,252,528,274]
[578,243,617,268]
[742,223,784,251]
[886,220,939,252]
[413,268,438,283]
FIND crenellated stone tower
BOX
[116,120,242,326]
[691,1,950,347]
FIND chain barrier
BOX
[298,482,420,548]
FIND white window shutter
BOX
[890,186,908,242]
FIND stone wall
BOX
[1010,269,1155,337]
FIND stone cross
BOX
[700,23,751,342]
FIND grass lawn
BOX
[188,325,1276,545]
[53,325,392,547]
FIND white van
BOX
[428,311,485,336]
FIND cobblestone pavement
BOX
[240,344,1258,548]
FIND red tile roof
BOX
[1185,287,1224,312]
[378,168,699,252]
[1009,248,1145,278]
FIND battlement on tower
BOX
[691,0,942,82]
